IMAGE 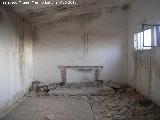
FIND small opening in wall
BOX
[134,24,160,51]
[134,29,152,50]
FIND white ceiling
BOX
[9,0,131,26]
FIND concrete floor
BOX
[1,82,160,120]
[2,96,94,120]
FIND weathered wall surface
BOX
[128,0,160,105]
[0,7,33,113]
[34,8,128,83]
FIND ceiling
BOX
[9,0,131,26]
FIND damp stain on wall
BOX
[0,11,4,23]
[73,12,102,27]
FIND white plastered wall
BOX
[33,8,128,83]
[127,0,160,105]
[0,6,33,113]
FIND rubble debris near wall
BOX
[27,81,106,94]
[27,81,50,96]
[50,86,160,120]
[25,80,160,120]
[26,81,74,96]
[26,80,133,96]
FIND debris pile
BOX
[27,81,50,96]
[25,80,160,120]
[49,86,160,120]
[26,80,132,96]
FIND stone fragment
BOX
[106,81,121,89]
[45,115,56,120]
[99,86,115,94]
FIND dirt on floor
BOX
[1,81,160,120]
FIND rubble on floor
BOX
[27,81,104,96]
[4,81,160,120]
[45,115,56,120]
[26,80,132,97]
[48,87,160,120]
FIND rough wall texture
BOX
[0,6,33,113]
[127,0,160,105]
[33,8,128,83]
